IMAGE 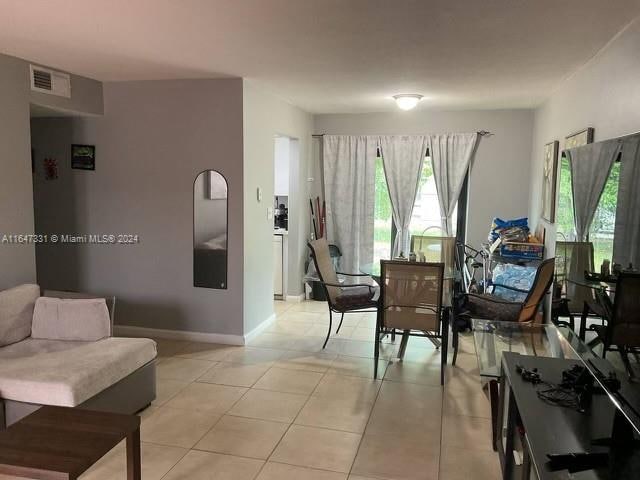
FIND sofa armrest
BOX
[42,290,115,336]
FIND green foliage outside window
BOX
[556,158,620,267]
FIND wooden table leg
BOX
[489,379,499,452]
[126,427,141,480]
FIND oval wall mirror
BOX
[193,170,228,289]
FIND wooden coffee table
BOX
[0,406,141,480]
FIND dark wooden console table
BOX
[498,352,640,479]
[0,406,141,480]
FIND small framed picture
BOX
[541,140,559,223]
[564,128,594,149]
[71,144,96,170]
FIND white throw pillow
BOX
[0,284,40,347]
[32,297,111,341]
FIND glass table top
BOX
[472,318,594,378]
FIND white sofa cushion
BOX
[32,297,111,341]
[0,337,157,406]
[0,284,40,347]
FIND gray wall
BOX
[314,109,535,249]
[32,79,245,336]
[243,81,313,333]
[529,18,640,255]
[0,53,102,290]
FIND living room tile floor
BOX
[0,300,501,480]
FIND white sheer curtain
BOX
[613,135,640,268]
[323,135,377,274]
[379,135,428,256]
[567,140,621,240]
[428,133,478,234]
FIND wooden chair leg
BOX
[336,313,345,334]
[323,309,333,349]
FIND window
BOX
[374,156,392,263]
[373,154,460,262]
[409,156,457,238]
[589,161,620,267]
[557,156,620,267]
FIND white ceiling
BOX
[2,0,640,113]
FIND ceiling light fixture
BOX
[393,94,423,111]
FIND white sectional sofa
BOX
[0,284,157,428]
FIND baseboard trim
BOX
[114,325,245,346]
[243,313,276,344]
[285,294,305,303]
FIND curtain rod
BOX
[312,130,493,138]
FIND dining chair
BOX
[375,260,448,384]
[307,238,379,348]
[589,272,640,378]
[456,257,556,324]
[552,241,604,332]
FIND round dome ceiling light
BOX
[393,94,423,111]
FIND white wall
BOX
[314,109,535,249]
[32,79,246,336]
[529,18,640,255]
[0,53,102,290]
[243,80,313,333]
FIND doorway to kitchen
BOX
[273,135,299,301]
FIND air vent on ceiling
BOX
[30,65,71,98]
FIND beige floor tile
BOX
[156,357,217,381]
[271,425,361,473]
[141,406,221,448]
[80,442,187,480]
[443,388,491,419]
[257,462,348,480]
[347,476,380,480]
[195,415,288,459]
[274,300,294,314]
[228,389,308,423]
[153,338,192,358]
[451,352,481,374]
[441,414,494,452]
[162,450,264,480]
[351,433,439,480]
[249,332,296,350]
[307,324,357,339]
[267,322,314,336]
[164,382,247,414]
[366,382,442,437]
[279,311,327,324]
[152,378,191,406]
[286,336,341,353]
[439,446,501,480]
[198,361,270,387]
[313,374,381,403]
[444,364,483,393]
[336,340,376,358]
[253,367,323,395]
[399,346,443,364]
[138,405,160,422]
[274,351,338,372]
[286,301,329,313]
[295,395,374,433]
[175,342,239,361]
[350,327,376,342]
[222,346,285,365]
[328,355,388,378]
[384,360,441,386]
